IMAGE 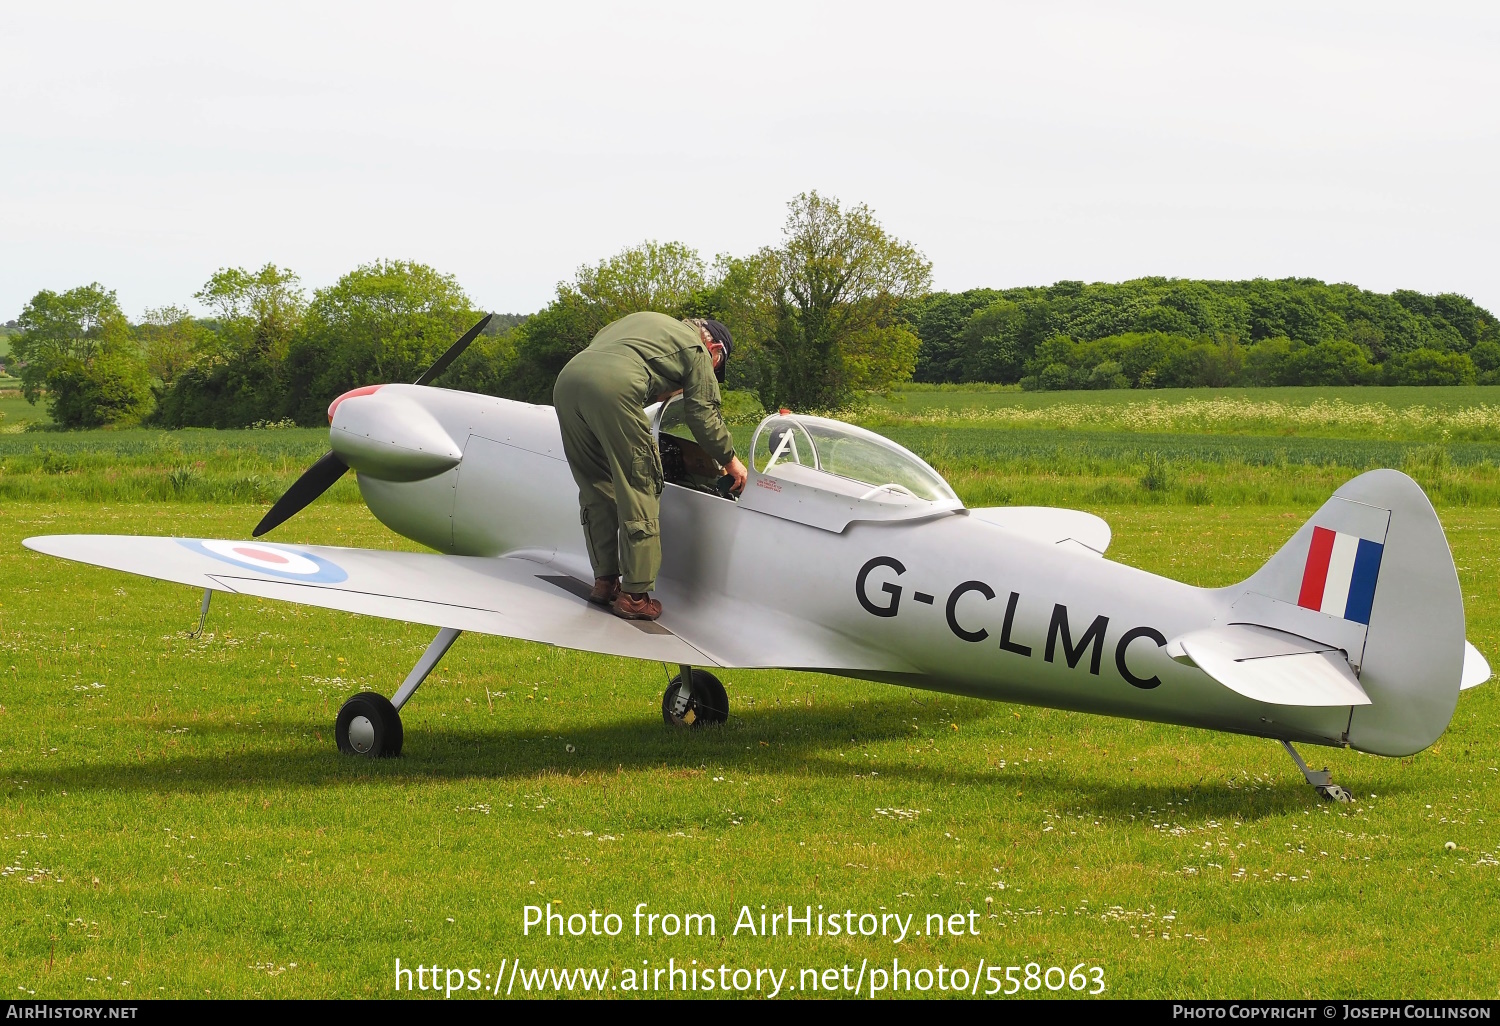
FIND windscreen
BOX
[656,396,695,443]
[752,414,957,503]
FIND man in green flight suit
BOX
[554,312,748,621]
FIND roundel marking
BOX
[232,547,289,564]
[178,539,349,583]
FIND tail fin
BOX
[1230,469,1463,757]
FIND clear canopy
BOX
[750,413,958,503]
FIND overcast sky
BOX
[3,2,1497,321]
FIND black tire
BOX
[335,691,403,757]
[661,669,728,727]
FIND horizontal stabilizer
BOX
[1463,641,1491,690]
[1167,623,1371,707]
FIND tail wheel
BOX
[336,692,403,757]
[662,669,728,727]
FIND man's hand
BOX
[725,456,748,495]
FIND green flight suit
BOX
[553,311,737,594]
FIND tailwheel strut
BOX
[662,664,728,727]
[1280,740,1353,802]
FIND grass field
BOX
[2,390,1499,999]
[1,389,49,432]
[7,425,1500,510]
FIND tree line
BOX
[8,193,1498,429]
[907,279,1500,390]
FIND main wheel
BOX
[335,692,403,757]
[661,669,728,727]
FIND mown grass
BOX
[2,389,1498,999]
[3,501,1497,999]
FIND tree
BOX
[1242,337,1298,385]
[282,260,480,423]
[906,288,1002,382]
[12,283,151,427]
[572,240,706,315]
[194,263,306,365]
[443,328,521,396]
[13,283,126,404]
[500,241,709,403]
[136,305,210,386]
[1384,348,1476,386]
[957,299,1027,383]
[1155,337,1243,388]
[905,278,1499,385]
[1470,340,1500,384]
[841,323,922,393]
[43,354,153,429]
[748,192,932,410]
[154,265,306,428]
[1294,339,1378,385]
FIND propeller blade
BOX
[252,315,490,536]
[413,313,493,386]
[252,450,350,537]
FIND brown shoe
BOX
[614,592,662,621]
[587,576,621,606]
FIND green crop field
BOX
[881,383,1500,416]
[2,389,1498,999]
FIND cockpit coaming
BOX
[651,397,965,533]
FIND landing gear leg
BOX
[1280,740,1352,802]
[662,664,728,727]
[392,627,463,712]
[335,627,462,757]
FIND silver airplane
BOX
[24,322,1491,801]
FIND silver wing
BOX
[24,534,714,665]
[21,534,914,675]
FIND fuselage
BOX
[335,384,1360,752]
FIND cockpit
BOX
[651,397,964,532]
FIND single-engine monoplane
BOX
[24,320,1491,800]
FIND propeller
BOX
[251,313,493,538]
[414,313,493,386]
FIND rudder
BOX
[1233,469,1463,757]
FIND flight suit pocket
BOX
[624,518,659,543]
[633,444,664,497]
